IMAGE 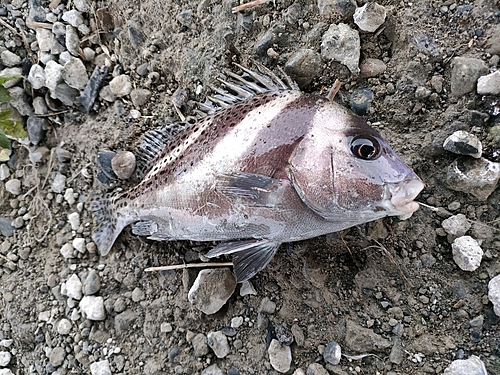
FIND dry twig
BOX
[145,262,233,272]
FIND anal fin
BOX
[206,240,280,282]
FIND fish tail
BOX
[88,193,128,256]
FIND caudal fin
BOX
[88,193,126,256]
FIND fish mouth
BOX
[385,177,425,219]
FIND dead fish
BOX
[90,63,424,282]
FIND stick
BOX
[145,262,233,272]
[232,0,272,13]
[327,79,342,102]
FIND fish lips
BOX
[383,176,425,219]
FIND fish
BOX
[89,63,424,282]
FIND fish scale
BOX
[90,63,424,282]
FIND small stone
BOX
[83,270,101,295]
[82,47,96,62]
[54,83,80,106]
[26,116,47,145]
[111,151,136,180]
[488,275,500,317]
[268,339,292,373]
[65,274,83,300]
[323,341,341,365]
[359,58,386,78]
[477,71,500,95]
[33,96,48,115]
[97,150,118,180]
[72,237,85,253]
[284,49,322,88]
[446,157,500,201]
[57,318,72,335]
[0,50,21,67]
[0,217,15,237]
[306,363,329,375]
[62,9,84,27]
[113,298,127,313]
[259,297,277,314]
[192,333,209,357]
[90,360,112,375]
[0,165,10,181]
[130,88,152,107]
[60,243,74,259]
[206,331,230,358]
[353,2,387,32]
[45,60,64,95]
[36,28,52,52]
[443,131,482,158]
[442,214,471,237]
[5,179,21,196]
[109,75,132,97]
[443,355,487,375]
[317,0,356,21]
[321,23,360,75]
[49,346,65,367]
[56,148,72,163]
[239,280,257,296]
[450,57,488,97]
[136,63,149,76]
[202,364,224,375]
[452,236,483,272]
[27,64,45,89]
[160,323,173,333]
[68,212,80,230]
[79,296,106,321]
[188,269,236,314]
[131,287,145,302]
[0,351,11,366]
[231,316,244,329]
[345,320,391,352]
[350,88,374,116]
[115,309,137,334]
[62,58,89,90]
[0,369,14,375]
[66,25,80,56]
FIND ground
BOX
[0,0,499,374]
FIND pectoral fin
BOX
[206,239,280,282]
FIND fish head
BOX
[289,100,424,223]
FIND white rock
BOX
[59,51,73,65]
[268,339,292,373]
[64,188,75,204]
[0,50,22,67]
[28,64,46,89]
[90,360,112,375]
[65,274,83,300]
[36,28,52,52]
[443,130,482,159]
[443,355,487,375]
[231,316,244,329]
[109,75,132,97]
[72,238,85,253]
[206,331,230,358]
[488,275,500,317]
[68,212,80,230]
[188,269,236,314]
[324,341,342,365]
[51,172,66,193]
[62,58,88,90]
[240,280,257,296]
[201,364,223,375]
[80,296,106,321]
[321,23,360,75]
[74,0,90,12]
[60,243,74,259]
[0,369,14,375]
[0,351,11,366]
[451,236,483,271]
[57,318,72,335]
[353,2,387,32]
[45,60,64,95]
[477,71,500,95]
[5,179,21,195]
[62,10,84,27]
[442,214,471,237]
[0,340,13,348]
[0,164,10,181]
[66,25,80,56]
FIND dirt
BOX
[0,0,499,374]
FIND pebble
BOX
[353,2,386,32]
[441,214,471,237]
[27,116,47,145]
[33,96,48,115]
[201,364,224,375]
[72,237,85,253]
[188,269,236,314]
[0,217,15,237]
[130,88,152,107]
[51,172,66,194]
[5,179,21,196]
[0,352,11,366]
[268,339,292,373]
[109,74,132,97]
[442,355,487,375]
[111,151,136,180]
[136,63,149,76]
[488,275,500,317]
[49,346,65,367]
[239,280,257,296]
[231,316,244,329]
[68,212,80,230]
[97,151,118,180]
[0,50,21,67]
[27,64,45,89]
[83,270,101,295]
[60,243,74,259]
[306,363,329,375]
[45,60,64,95]
[443,130,482,158]
[79,296,106,321]
[54,83,80,105]
[115,309,137,333]
[36,28,52,52]
[259,297,277,314]
[62,9,84,27]
[90,360,112,375]
[206,331,230,358]
[450,57,488,97]
[284,49,322,88]
[161,322,173,333]
[65,274,83,300]
[321,23,360,75]
[192,333,209,357]
[344,320,391,352]
[62,58,89,90]
[317,0,356,21]
[359,58,386,78]
[57,318,72,335]
[0,165,10,180]
[350,88,374,116]
[477,71,500,95]
[446,157,500,201]
[66,25,80,56]
[323,341,341,365]
[451,236,483,272]
[131,287,145,302]
[0,369,14,375]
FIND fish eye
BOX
[350,135,381,160]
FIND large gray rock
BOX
[188,269,236,314]
[443,355,487,375]
[450,57,488,96]
[321,23,360,75]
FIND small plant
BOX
[0,73,26,161]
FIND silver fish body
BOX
[90,66,424,282]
